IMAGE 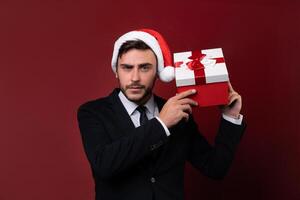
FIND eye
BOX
[141,66,149,71]
[121,65,133,71]
[140,65,151,72]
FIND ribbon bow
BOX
[186,50,206,70]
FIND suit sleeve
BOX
[187,116,246,180]
[77,104,168,180]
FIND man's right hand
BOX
[159,89,198,128]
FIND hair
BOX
[116,40,157,67]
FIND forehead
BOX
[118,49,157,64]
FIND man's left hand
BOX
[221,82,242,119]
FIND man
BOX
[77,29,246,200]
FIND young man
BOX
[77,29,246,200]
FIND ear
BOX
[115,62,120,79]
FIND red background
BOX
[1,0,299,199]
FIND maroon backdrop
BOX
[1,0,299,199]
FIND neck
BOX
[136,92,152,106]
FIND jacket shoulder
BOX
[78,96,110,112]
[78,88,119,113]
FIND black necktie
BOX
[137,106,162,166]
[137,106,148,126]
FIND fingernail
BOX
[192,89,196,93]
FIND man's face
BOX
[116,49,157,105]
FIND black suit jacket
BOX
[77,88,246,200]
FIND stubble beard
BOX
[120,86,152,105]
[120,82,155,105]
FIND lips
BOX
[128,88,143,92]
[127,85,144,89]
[127,86,144,93]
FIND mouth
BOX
[127,86,144,92]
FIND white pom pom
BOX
[159,66,175,82]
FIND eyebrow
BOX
[120,64,134,68]
[138,63,153,68]
[119,63,153,68]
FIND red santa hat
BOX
[111,28,175,82]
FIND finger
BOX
[228,99,237,108]
[228,91,238,100]
[174,89,196,100]
[228,93,239,103]
[182,112,189,122]
[228,94,241,105]
[228,82,235,93]
[178,98,198,106]
[180,104,192,114]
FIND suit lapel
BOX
[108,88,136,138]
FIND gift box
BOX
[174,48,229,107]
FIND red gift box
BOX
[174,48,229,107]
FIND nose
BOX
[131,67,140,82]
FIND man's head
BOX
[111,29,175,84]
[116,40,157,104]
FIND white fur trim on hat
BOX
[159,66,175,82]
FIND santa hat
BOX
[111,29,175,82]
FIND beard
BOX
[120,82,155,105]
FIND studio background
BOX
[1,0,299,199]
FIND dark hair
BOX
[118,40,152,58]
[116,40,157,67]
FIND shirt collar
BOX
[118,90,156,116]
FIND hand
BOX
[221,82,242,119]
[159,89,198,128]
